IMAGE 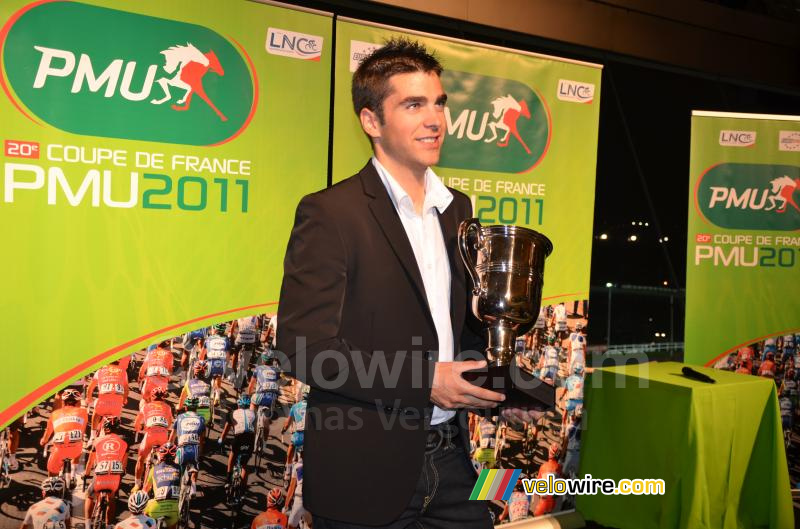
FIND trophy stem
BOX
[487,320,516,367]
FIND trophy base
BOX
[462,364,555,414]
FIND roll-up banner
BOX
[333,18,602,519]
[685,111,800,368]
[0,0,331,424]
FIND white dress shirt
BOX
[372,157,455,425]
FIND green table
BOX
[577,362,793,529]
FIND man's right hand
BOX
[431,360,506,409]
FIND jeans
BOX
[312,425,493,529]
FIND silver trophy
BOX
[458,218,555,409]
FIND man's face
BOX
[368,71,447,174]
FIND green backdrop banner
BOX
[332,19,602,306]
[685,111,800,366]
[0,0,332,424]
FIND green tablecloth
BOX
[576,362,793,529]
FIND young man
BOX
[278,39,504,527]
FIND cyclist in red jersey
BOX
[251,488,288,529]
[40,389,88,476]
[139,341,174,402]
[84,417,128,529]
[758,351,778,378]
[133,386,174,489]
[534,442,563,516]
[86,359,129,438]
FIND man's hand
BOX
[431,360,506,409]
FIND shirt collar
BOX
[372,157,453,215]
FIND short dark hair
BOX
[352,37,442,124]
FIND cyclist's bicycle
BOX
[224,448,247,529]
[252,396,277,470]
[0,429,11,488]
[225,446,247,507]
[232,346,256,391]
[522,421,538,464]
[178,461,197,528]
[41,442,78,493]
[141,443,161,491]
[91,489,112,529]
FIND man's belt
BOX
[425,416,459,452]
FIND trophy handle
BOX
[458,218,483,296]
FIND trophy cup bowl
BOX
[458,218,555,409]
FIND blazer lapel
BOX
[360,164,436,332]
[438,198,467,343]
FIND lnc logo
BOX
[1,1,257,146]
[719,130,756,147]
[696,163,800,230]
[266,28,323,61]
[557,79,594,104]
[439,71,551,174]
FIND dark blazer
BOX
[277,161,486,525]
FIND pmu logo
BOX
[696,163,800,230]
[0,1,257,146]
[439,71,551,173]
[719,130,756,147]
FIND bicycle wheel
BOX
[253,426,263,470]
[63,458,76,490]
[92,493,108,529]
[0,457,10,488]
[179,472,191,528]
[229,463,243,506]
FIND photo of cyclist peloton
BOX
[711,332,800,490]
[0,303,589,528]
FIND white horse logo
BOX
[150,43,227,121]
[767,175,800,213]
[483,94,532,154]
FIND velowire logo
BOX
[439,71,550,173]
[0,1,257,146]
[266,28,323,61]
[718,130,756,147]
[696,163,800,230]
